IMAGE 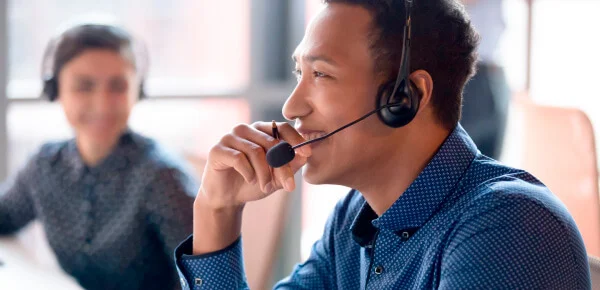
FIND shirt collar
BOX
[66,128,139,178]
[351,124,478,247]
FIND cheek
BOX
[113,95,136,125]
[60,97,87,123]
[318,90,377,131]
[112,92,136,110]
[123,95,137,115]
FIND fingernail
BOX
[265,182,274,193]
[284,177,295,192]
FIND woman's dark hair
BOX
[41,24,148,101]
[322,0,479,130]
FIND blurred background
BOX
[0,0,599,289]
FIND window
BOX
[7,0,250,98]
[498,0,528,93]
[530,0,600,157]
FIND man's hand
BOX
[192,122,311,254]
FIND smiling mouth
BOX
[300,132,328,142]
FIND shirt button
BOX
[195,278,203,286]
[374,265,384,275]
[401,231,410,240]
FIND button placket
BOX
[82,174,96,251]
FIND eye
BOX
[109,78,128,94]
[75,79,94,93]
[313,71,327,78]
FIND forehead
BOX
[293,3,374,66]
[61,49,135,76]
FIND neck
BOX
[76,134,121,167]
[353,124,451,216]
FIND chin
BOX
[81,126,122,144]
[301,162,321,184]
[302,154,358,187]
[302,161,340,185]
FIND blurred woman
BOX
[0,23,196,290]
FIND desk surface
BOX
[0,235,81,290]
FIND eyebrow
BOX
[73,75,95,81]
[292,54,338,66]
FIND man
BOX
[174,0,590,289]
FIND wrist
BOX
[192,197,244,255]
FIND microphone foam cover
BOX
[266,141,296,168]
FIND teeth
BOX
[302,132,326,141]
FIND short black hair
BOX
[45,24,145,79]
[322,0,479,130]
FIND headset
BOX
[41,23,149,101]
[376,0,419,128]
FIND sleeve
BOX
[175,235,249,290]
[0,157,37,235]
[145,166,197,266]
[173,196,342,290]
[439,192,591,289]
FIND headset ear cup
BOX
[377,79,418,128]
[138,81,146,100]
[43,77,58,101]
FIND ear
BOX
[409,70,433,111]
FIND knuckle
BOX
[208,144,222,157]
[248,144,265,158]
[219,133,235,144]
[250,121,262,128]
[232,123,249,135]
[231,150,244,164]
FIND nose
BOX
[282,80,313,121]
[92,86,114,115]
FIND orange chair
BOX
[515,100,600,256]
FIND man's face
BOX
[283,3,400,186]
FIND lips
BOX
[299,131,327,142]
[83,116,119,131]
[87,119,114,127]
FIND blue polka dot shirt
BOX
[174,125,591,289]
[0,129,197,290]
